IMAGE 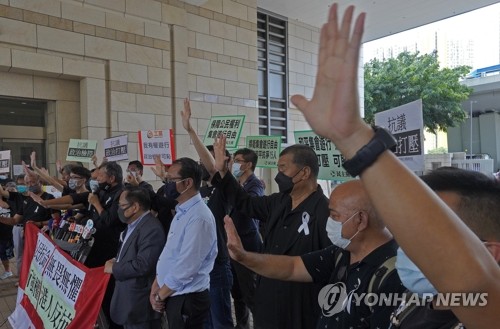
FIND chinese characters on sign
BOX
[9,224,109,329]
[0,150,10,174]
[294,130,352,181]
[246,136,282,168]
[203,115,245,149]
[66,139,98,163]
[138,129,175,165]
[103,135,129,162]
[375,99,424,172]
[26,236,84,328]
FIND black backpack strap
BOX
[368,255,396,294]
[389,291,418,328]
[368,255,397,313]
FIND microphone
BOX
[88,183,99,211]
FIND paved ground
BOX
[0,259,18,329]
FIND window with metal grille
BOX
[257,10,288,143]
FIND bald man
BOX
[224,180,404,329]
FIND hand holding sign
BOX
[104,258,115,274]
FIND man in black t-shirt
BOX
[0,181,16,279]
[224,180,405,329]
[0,174,59,277]
[71,161,125,329]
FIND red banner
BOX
[9,223,110,329]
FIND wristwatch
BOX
[342,126,397,177]
[154,293,164,302]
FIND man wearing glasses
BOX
[230,148,264,329]
[105,186,165,329]
[151,158,217,329]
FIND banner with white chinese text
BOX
[66,140,98,163]
[203,115,245,148]
[103,135,129,162]
[374,99,425,172]
[9,224,110,329]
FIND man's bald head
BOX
[329,180,382,230]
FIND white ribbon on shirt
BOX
[298,212,310,235]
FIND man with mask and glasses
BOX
[223,179,404,329]
[212,136,331,329]
[230,147,264,329]
[105,186,165,329]
[71,161,125,329]
[180,98,235,329]
[151,157,217,329]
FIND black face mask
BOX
[28,185,42,194]
[99,182,111,191]
[164,181,181,200]
[117,205,132,224]
[274,168,303,193]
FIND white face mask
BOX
[325,212,360,249]
[232,162,243,178]
[396,247,438,297]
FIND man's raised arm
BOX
[291,3,499,328]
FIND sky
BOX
[363,3,500,69]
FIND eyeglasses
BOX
[233,158,246,164]
[119,203,132,210]
[164,177,187,184]
[70,176,83,179]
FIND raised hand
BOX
[22,161,36,176]
[91,154,98,168]
[291,4,371,157]
[213,134,229,174]
[151,155,166,180]
[181,98,194,133]
[56,159,62,174]
[126,172,139,186]
[40,167,50,176]
[30,151,37,168]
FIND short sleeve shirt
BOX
[302,240,404,329]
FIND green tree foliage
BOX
[364,51,472,133]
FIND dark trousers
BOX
[165,290,210,329]
[205,261,233,329]
[102,276,124,329]
[231,261,257,329]
[123,319,162,329]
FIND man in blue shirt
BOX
[151,158,217,329]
